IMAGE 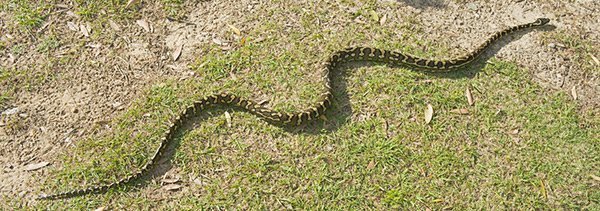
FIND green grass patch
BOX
[10,44,26,57]
[0,62,57,98]
[161,0,185,19]
[36,35,60,53]
[71,0,136,20]
[0,92,10,107]
[11,1,47,29]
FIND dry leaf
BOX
[24,162,49,171]
[227,24,241,36]
[425,104,434,124]
[466,87,474,106]
[66,11,80,19]
[369,10,379,22]
[86,43,102,48]
[173,44,183,61]
[136,19,150,32]
[212,38,226,46]
[126,0,137,8]
[163,184,181,191]
[380,14,387,25]
[354,17,365,24]
[590,54,599,66]
[591,174,600,182]
[108,19,121,31]
[450,108,469,115]
[161,178,180,184]
[55,4,70,9]
[571,86,578,100]
[80,24,90,37]
[224,111,232,127]
[7,53,15,63]
[37,21,53,33]
[2,107,19,115]
[67,22,78,31]
[240,37,247,46]
[193,178,204,186]
[367,160,376,170]
[94,207,106,211]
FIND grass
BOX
[0,64,57,115]
[1,0,598,210]
[0,67,12,107]
[32,56,597,209]
[9,44,26,57]
[70,0,137,20]
[161,0,185,19]
[541,30,600,76]
[36,35,60,53]
[0,39,63,108]
[12,1,47,29]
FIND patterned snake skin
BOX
[38,18,550,200]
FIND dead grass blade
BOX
[227,24,241,36]
[450,108,469,115]
[466,86,474,106]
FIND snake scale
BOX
[39,18,550,200]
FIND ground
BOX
[0,0,598,209]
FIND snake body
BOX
[39,18,549,200]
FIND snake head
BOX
[533,18,550,26]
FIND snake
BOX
[38,18,549,200]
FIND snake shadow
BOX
[133,23,557,194]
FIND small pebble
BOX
[466,3,479,10]
[112,102,123,110]
[2,108,19,115]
